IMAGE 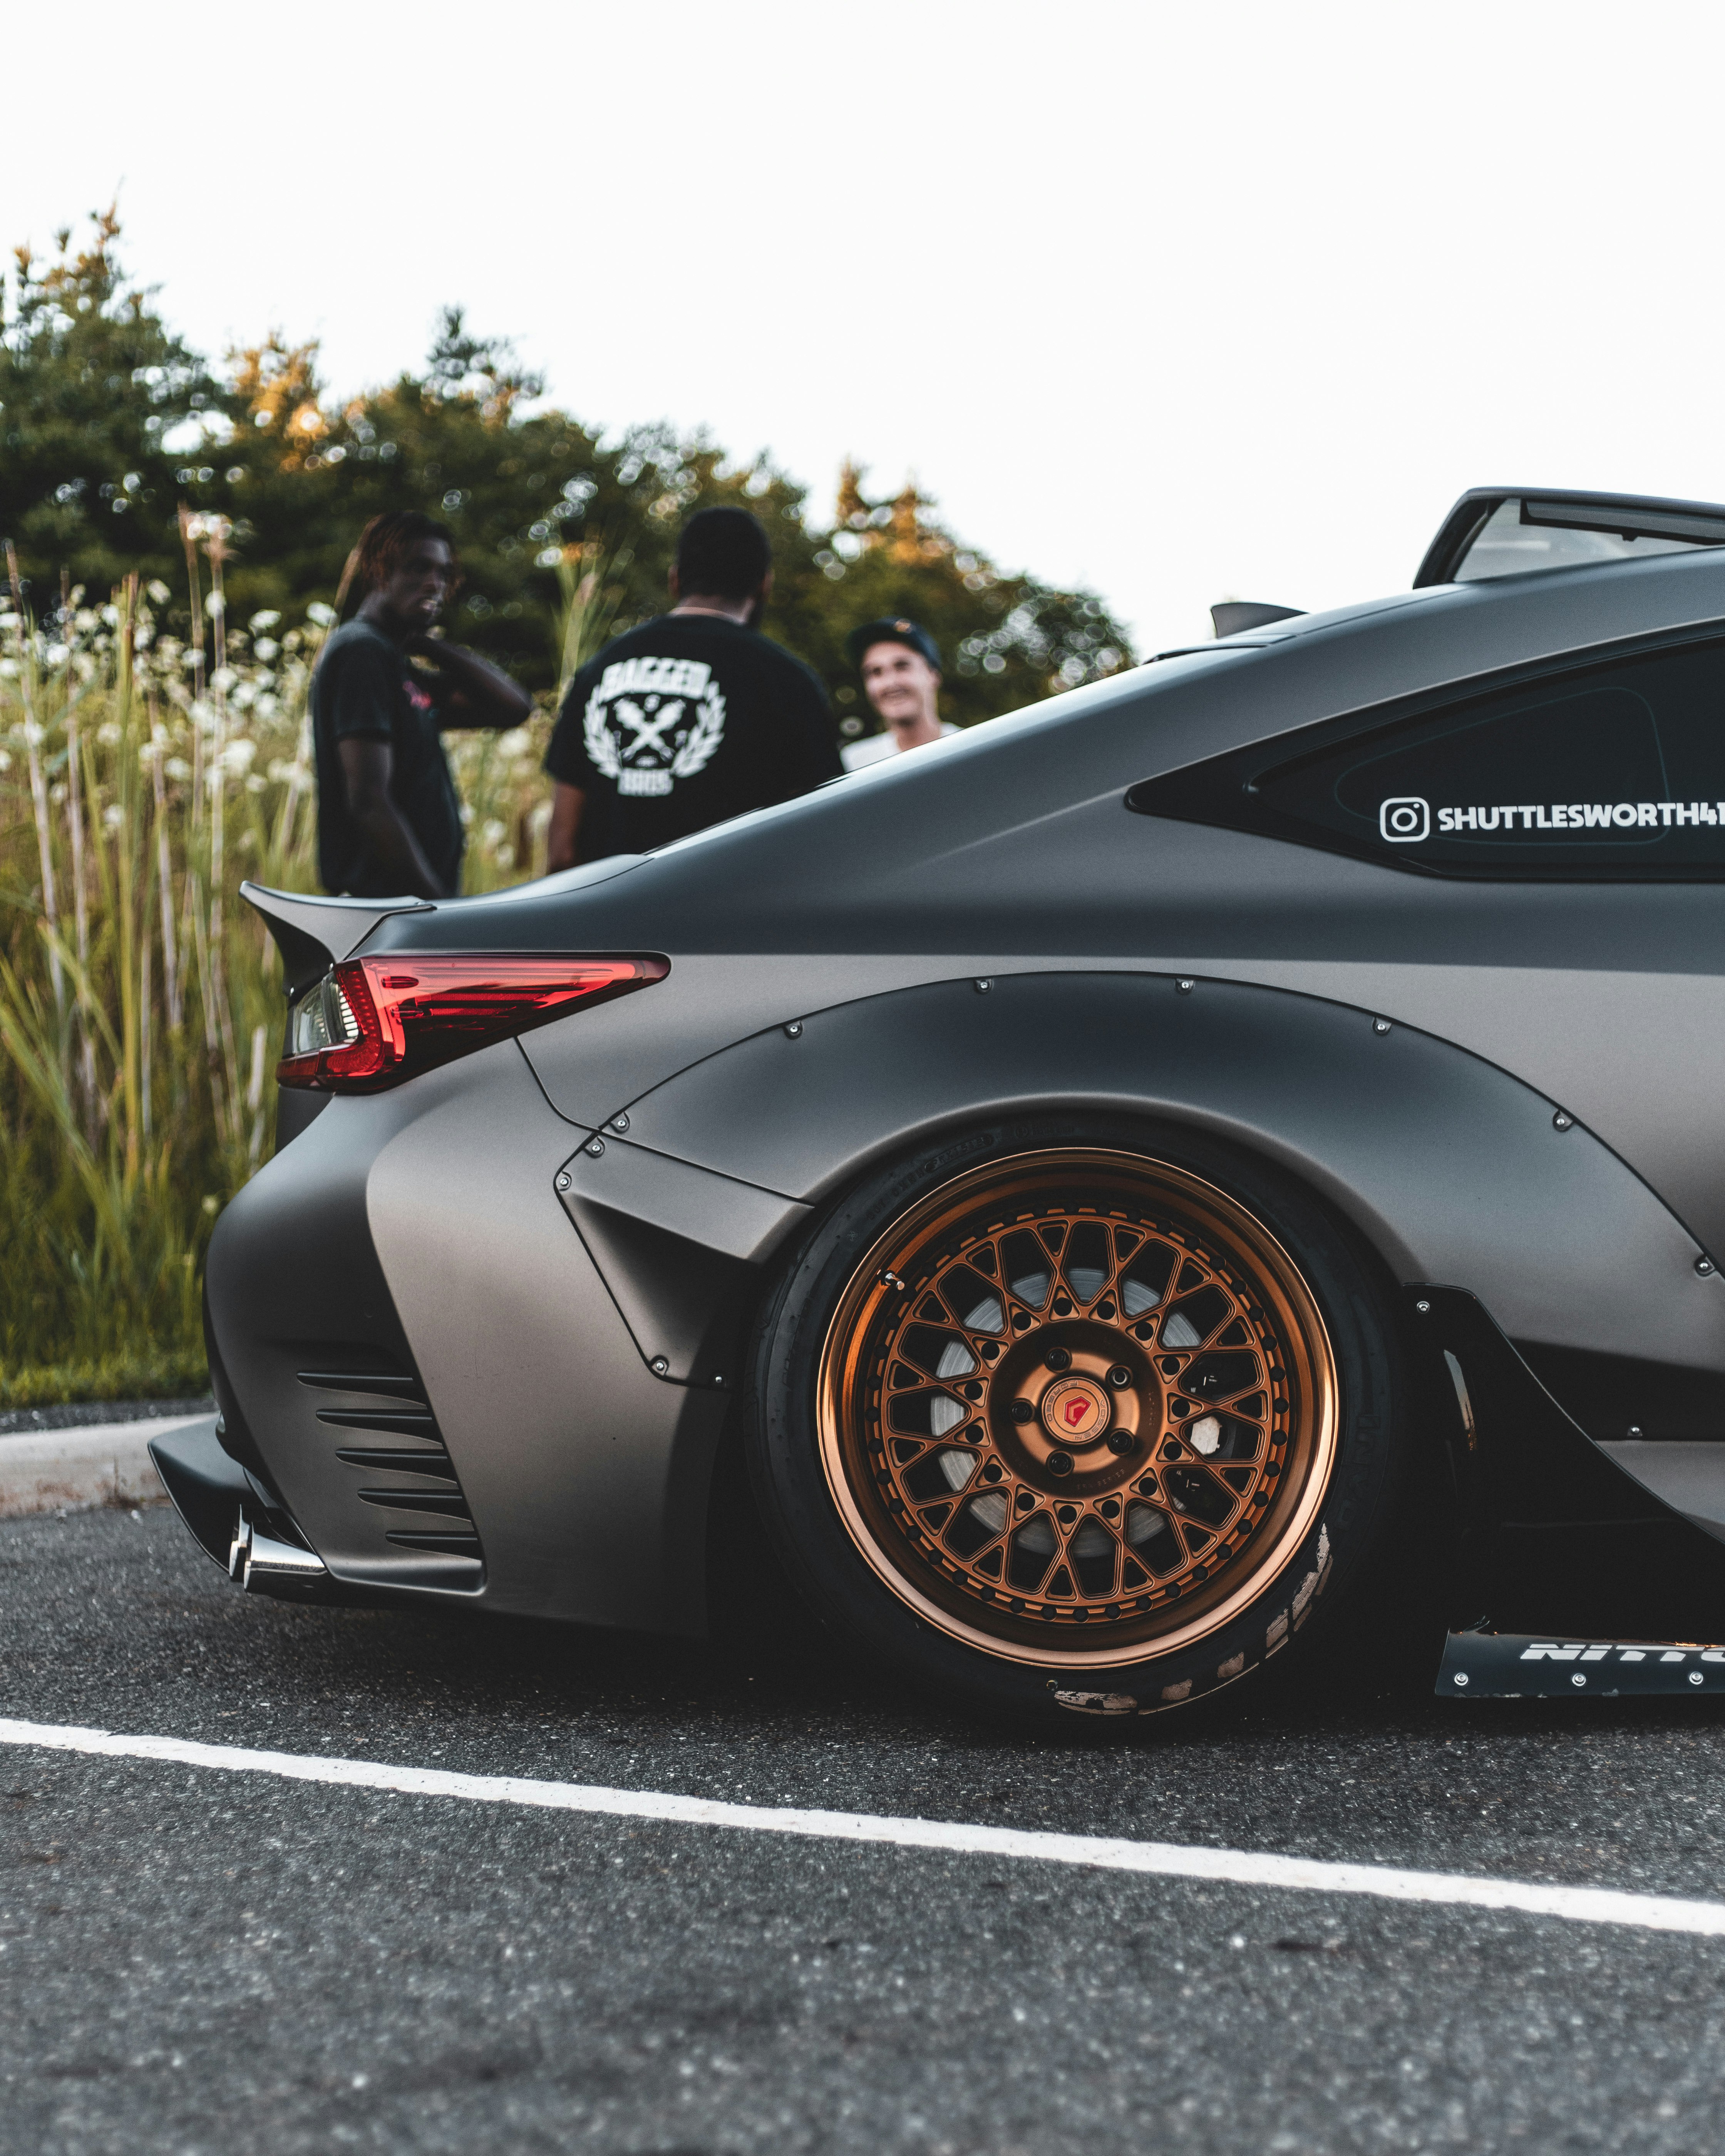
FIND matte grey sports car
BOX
[154,485,1725,1721]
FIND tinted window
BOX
[1253,637,1725,877]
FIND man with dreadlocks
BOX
[311,511,532,898]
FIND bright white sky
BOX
[8,1,1723,655]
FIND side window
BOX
[1251,638,1725,877]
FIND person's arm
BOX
[412,633,533,730]
[765,663,846,803]
[337,737,447,898]
[545,780,586,873]
[541,666,599,875]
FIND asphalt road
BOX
[6,1507,1725,2155]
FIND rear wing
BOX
[1414,487,1725,588]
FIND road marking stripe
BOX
[2,1713,1719,1937]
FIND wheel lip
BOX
[814,1145,1340,1672]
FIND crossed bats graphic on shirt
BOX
[613,696,685,761]
[582,679,728,786]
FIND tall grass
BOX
[0,526,556,1402]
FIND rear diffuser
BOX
[1440,1630,1725,1698]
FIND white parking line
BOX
[3,1713,1720,1938]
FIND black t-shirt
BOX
[312,621,464,897]
[544,615,841,858]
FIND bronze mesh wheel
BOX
[815,1148,1339,1669]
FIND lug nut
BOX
[1107,1365,1132,1388]
[1047,1451,1074,1476]
[1011,1399,1035,1424]
[1044,1346,1072,1372]
[1107,1431,1136,1456]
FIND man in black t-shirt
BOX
[312,511,532,898]
[544,507,841,867]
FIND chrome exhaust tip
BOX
[229,1503,328,1591]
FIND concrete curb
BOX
[0,1413,214,1519]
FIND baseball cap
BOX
[846,616,942,672]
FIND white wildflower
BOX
[248,610,281,633]
[306,601,337,628]
[253,637,280,661]
[219,738,256,774]
[102,804,124,831]
[497,728,531,759]
[147,580,171,604]
[165,757,191,780]
[204,592,224,619]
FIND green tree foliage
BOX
[3,214,1134,721]
[0,209,223,601]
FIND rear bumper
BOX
[201,1040,730,1635]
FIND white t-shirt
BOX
[841,721,959,773]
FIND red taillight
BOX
[277,952,668,1093]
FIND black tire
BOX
[743,1114,1410,1725]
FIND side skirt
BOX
[1440,1630,1725,1698]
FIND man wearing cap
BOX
[841,616,959,771]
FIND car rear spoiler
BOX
[1414,486,1725,588]
[239,882,434,995]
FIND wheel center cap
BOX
[1040,1374,1111,1447]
